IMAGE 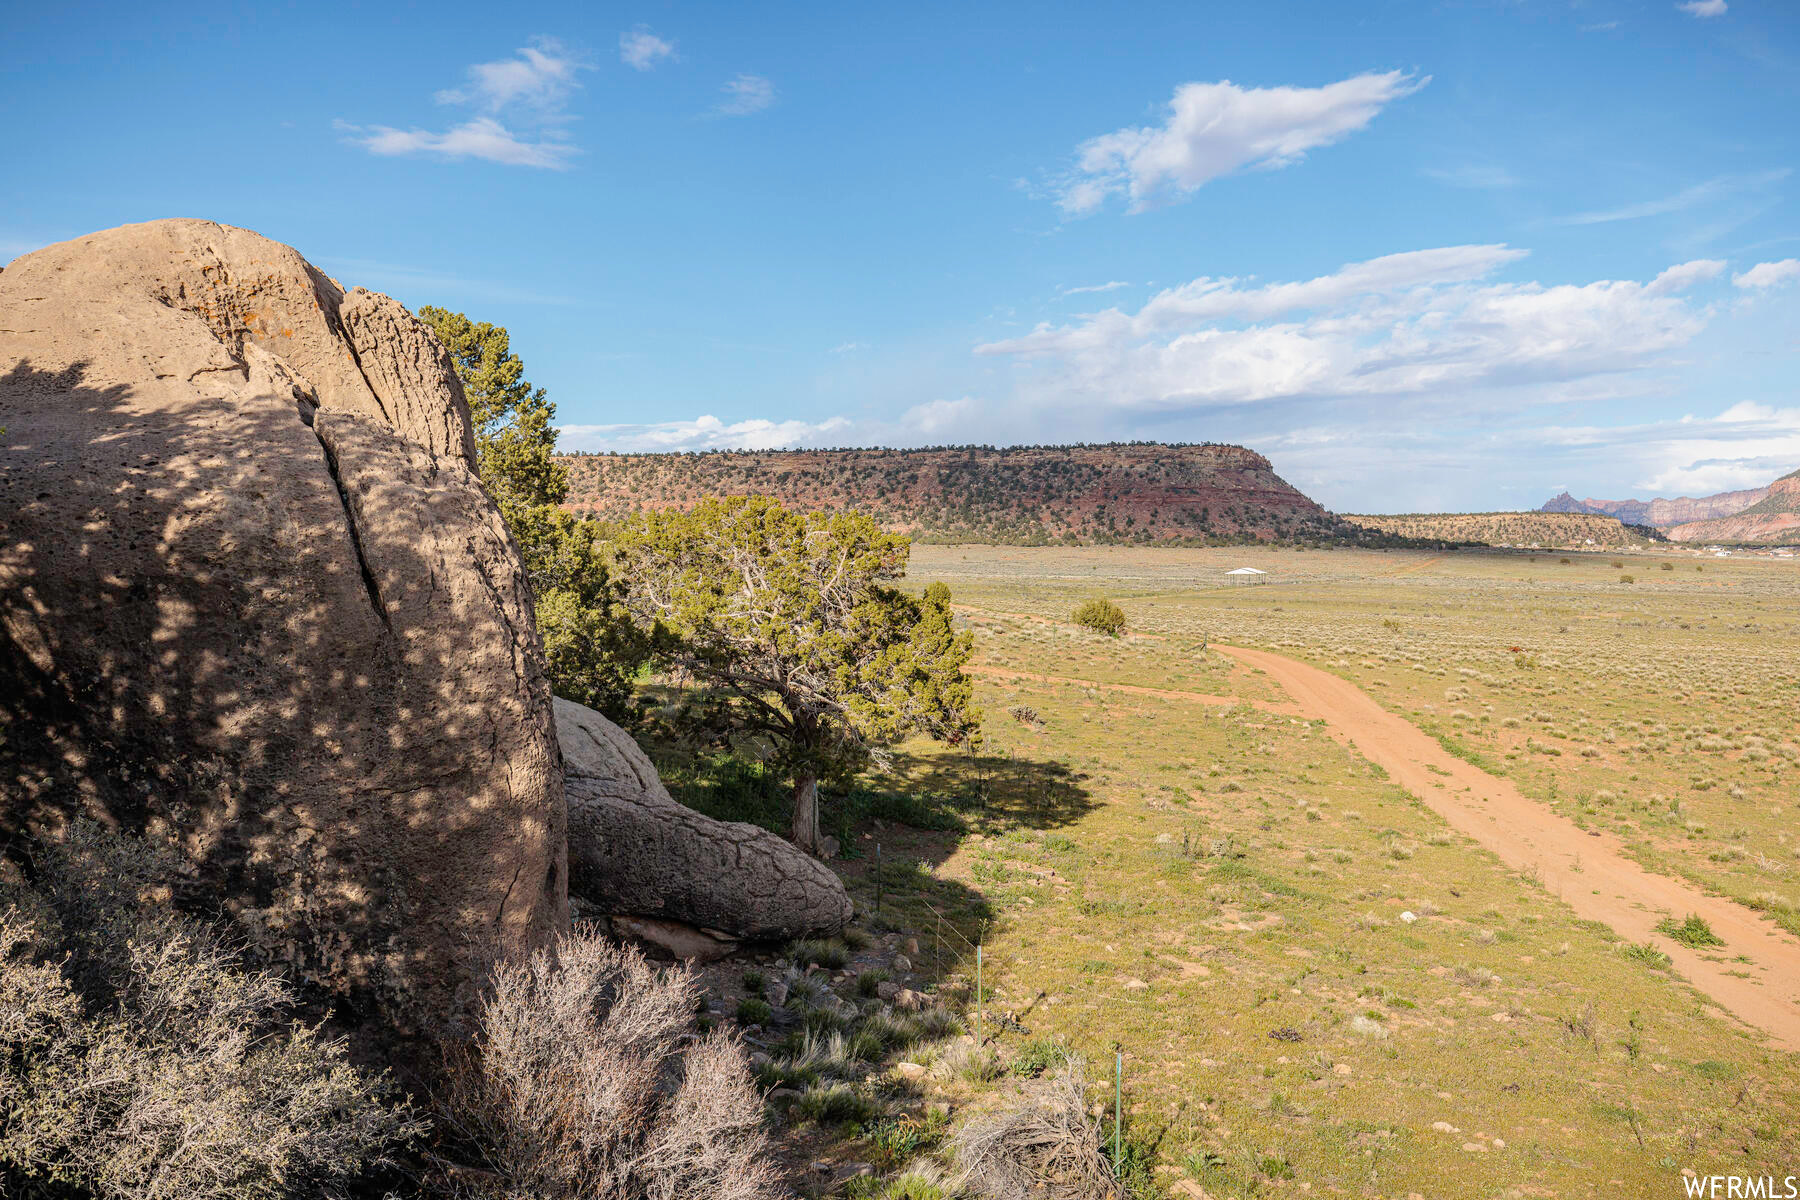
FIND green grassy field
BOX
[886,545,1800,1197]
[662,544,1800,1198]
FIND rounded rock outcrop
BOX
[556,696,851,946]
[0,220,565,1043]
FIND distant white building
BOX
[1226,566,1268,585]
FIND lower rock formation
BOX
[557,696,852,953]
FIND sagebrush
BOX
[440,924,782,1200]
[0,821,421,1200]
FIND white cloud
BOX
[716,74,775,116]
[1242,399,1798,513]
[434,38,588,112]
[830,341,869,354]
[1058,70,1427,215]
[1553,170,1787,225]
[1060,281,1135,297]
[976,247,1727,414]
[558,414,849,453]
[1678,0,1727,17]
[1733,258,1800,289]
[1645,259,1725,294]
[899,398,977,437]
[1538,402,1800,496]
[341,117,577,169]
[620,30,675,71]
[1422,164,1519,189]
[343,37,590,168]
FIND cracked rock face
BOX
[0,220,565,1046]
[558,696,852,943]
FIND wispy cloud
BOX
[1422,164,1519,189]
[1733,258,1800,289]
[620,29,675,71]
[340,117,578,169]
[716,74,775,116]
[559,413,847,452]
[434,38,588,111]
[829,341,869,354]
[1056,70,1427,215]
[340,37,590,168]
[1060,281,1135,297]
[1678,0,1727,17]
[1551,169,1788,225]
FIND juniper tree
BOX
[615,496,980,853]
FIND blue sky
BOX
[5,0,1798,512]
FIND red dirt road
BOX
[1218,644,1800,1053]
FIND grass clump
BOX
[1656,913,1725,948]
[791,937,851,969]
[735,996,775,1025]
[1619,941,1674,969]
[1073,598,1127,637]
[865,1109,950,1169]
[845,1169,955,1200]
[792,1081,883,1129]
[931,1038,1006,1083]
[1010,1036,1075,1078]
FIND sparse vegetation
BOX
[1656,913,1725,948]
[0,822,423,1199]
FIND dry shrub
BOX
[0,822,421,1199]
[952,1059,1122,1200]
[443,924,781,1200]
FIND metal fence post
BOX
[1113,1050,1123,1175]
[975,943,983,1043]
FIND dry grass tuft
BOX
[953,1059,1122,1200]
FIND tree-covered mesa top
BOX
[613,496,980,853]
[558,443,1338,546]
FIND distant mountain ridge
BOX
[1666,469,1800,545]
[1538,485,1771,528]
[557,443,1352,545]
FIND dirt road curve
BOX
[1218,644,1800,1052]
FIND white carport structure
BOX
[1225,566,1268,585]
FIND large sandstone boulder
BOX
[0,220,565,1041]
[557,696,851,946]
